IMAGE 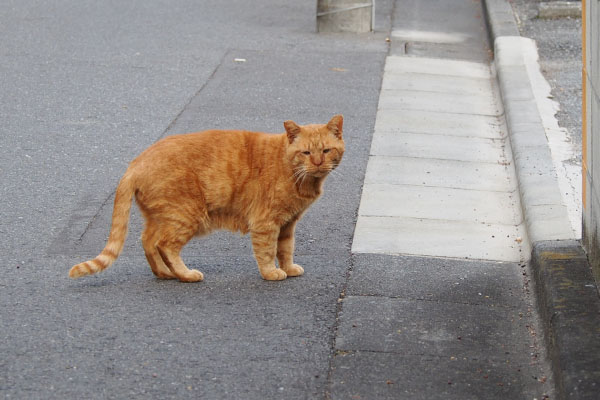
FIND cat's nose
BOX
[311,155,323,166]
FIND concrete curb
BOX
[538,1,582,19]
[481,0,520,39]
[531,241,600,398]
[482,1,600,399]
[494,35,575,244]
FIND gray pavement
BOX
[1,1,596,399]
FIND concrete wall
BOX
[583,0,600,283]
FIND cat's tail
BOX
[69,171,136,279]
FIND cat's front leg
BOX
[251,225,287,281]
[276,219,304,277]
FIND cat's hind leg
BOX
[156,246,204,283]
[136,187,204,282]
[154,222,204,283]
[141,223,176,280]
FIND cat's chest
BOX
[284,190,320,217]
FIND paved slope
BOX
[353,56,529,262]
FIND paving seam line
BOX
[482,1,600,399]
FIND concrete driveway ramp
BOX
[352,55,530,263]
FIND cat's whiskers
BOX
[297,173,308,186]
[292,166,305,178]
[292,166,308,185]
[325,162,338,173]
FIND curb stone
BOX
[481,0,520,39]
[482,1,600,399]
[538,1,582,19]
[532,241,600,398]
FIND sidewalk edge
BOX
[482,1,600,399]
[531,240,600,399]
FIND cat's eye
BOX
[302,151,310,155]
[323,148,331,154]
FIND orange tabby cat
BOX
[69,115,344,282]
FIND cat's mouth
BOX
[310,169,330,178]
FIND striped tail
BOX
[69,172,135,279]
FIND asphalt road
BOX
[0,1,393,398]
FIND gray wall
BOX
[583,0,600,282]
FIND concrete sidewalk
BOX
[330,0,598,399]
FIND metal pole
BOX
[582,0,587,211]
[372,0,375,31]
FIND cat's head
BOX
[284,115,345,179]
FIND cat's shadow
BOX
[66,267,299,295]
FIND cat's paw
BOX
[282,264,304,277]
[261,268,287,281]
[178,269,204,282]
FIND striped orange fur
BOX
[69,173,135,278]
[69,115,344,282]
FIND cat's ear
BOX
[284,120,301,144]
[327,115,343,139]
